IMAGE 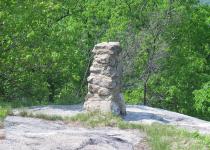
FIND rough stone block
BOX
[84,42,126,115]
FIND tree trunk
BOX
[143,82,147,105]
[47,77,55,103]
[48,87,55,103]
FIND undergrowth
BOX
[0,106,11,128]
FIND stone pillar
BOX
[84,42,126,115]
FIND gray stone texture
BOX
[1,116,145,150]
[84,42,126,115]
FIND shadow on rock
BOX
[124,111,170,123]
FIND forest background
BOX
[0,0,210,120]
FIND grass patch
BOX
[16,110,210,150]
[142,123,210,150]
[18,110,121,127]
[19,110,64,121]
[68,111,123,127]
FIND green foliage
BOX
[0,0,210,119]
[151,4,210,116]
[194,81,210,119]
[123,88,143,104]
[0,106,10,119]
[0,0,89,103]
[123,1,210,119]
[0,106,11,128]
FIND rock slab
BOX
[13,105,210,135]
[0,116,146,150]
[84,42,126,115]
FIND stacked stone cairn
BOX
[84,42,126,115]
